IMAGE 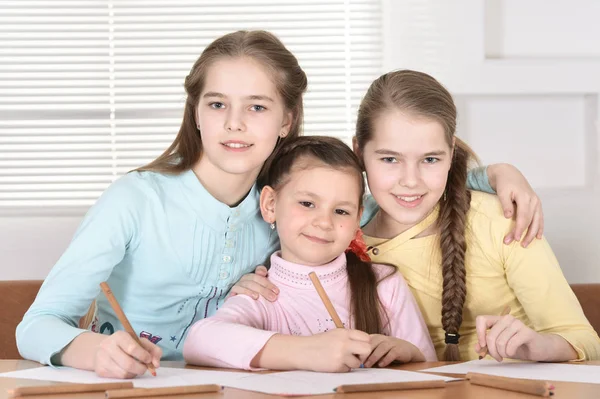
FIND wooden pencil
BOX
[335,380,446,393]
[7,382,134,398]
[308,272,344,328]
[104,384,223,398]
[100,282,157,376]
[478,305,511,359]
[467,372,553,397]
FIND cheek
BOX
[423,168,449,192]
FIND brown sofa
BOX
[1,281,600,360]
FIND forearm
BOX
[55,332,108,370]
[250,334,311,370]
[539,333,579,362]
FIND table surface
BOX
[1,360,599,398]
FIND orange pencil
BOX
[467,372,554,397]
[104,384,223,399]
[308,272,344,328]
[8,382,134,398]
[335,380,446,393]
[478,306,511,359]
[100,282,157,376]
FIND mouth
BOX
[301,234,332,244]
[221,141,253,150]
[393,193,425,208]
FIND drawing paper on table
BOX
[421,360,600,384]
[0,366,251,388]
[226,368,456,396]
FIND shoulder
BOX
[466,191,512,245]
[371,263,406,295]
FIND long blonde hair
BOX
[355,70,478,360]
[138,30,308,174]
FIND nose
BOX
[225,107,244,132]
[312,210,333,231]
[399,163,419,188]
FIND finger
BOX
[343,354,363,370]
[237,276,280,297]
[494,323,520,359]
[139,338,162,368]
[96,356,137,379]
[520,207,541,248]
[497,190,515,219]
[228,285,259,300]
[475,315,503,349]
[512,196,533,242]
[486,316,517,362]
[254,265,269,277]
[364,342,390,368]
[115,334,153,365]
[536,205,545,239]
[110,344,149,377]
[378,348,402,367]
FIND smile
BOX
[302,234,332,244]
[222,142,252,149]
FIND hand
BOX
[300,329,372,372]
[487,163,544,247]
[93,331,162,379]
[228,265,279,301]
[475,314,548,362]
[363,334,425,368]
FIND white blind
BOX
[0,0,382,212]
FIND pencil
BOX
[7,382,134,398]
[335,380,446,393]
[478,305,511,359]
[467,372,553,397]
[308,272,344,328]
[99,282,157,376]
[104,384,223,398]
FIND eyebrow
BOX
[296,191,359,209]
[374,149,448,157]
[202,92,275,102]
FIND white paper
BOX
[0,366,455,396]
[226,368,455,396]
[0,366,251,388]
[421,359,600,384]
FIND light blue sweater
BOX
[16,167,492,365]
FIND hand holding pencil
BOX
[97,282,162,379]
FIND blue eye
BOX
[381,157,397,163]
[299,201,314,208]
[424,157,439,164]
[251,105,266,112]
[209,102,224,109]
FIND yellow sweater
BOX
[363,191,600,361]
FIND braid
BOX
[437,141,471,360]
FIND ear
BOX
[357,206,364,225]
[260,185,277,224]
[352,136,360,156]
[280,111,293,138]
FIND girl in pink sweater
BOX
[183,136,436,372]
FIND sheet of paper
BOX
[0,366,251,388]
[421,359,600,384]
[0,366,455,396]
[226,368,456,396]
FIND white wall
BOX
[383,0,600,283]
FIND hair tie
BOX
[444,332,460,345]
[346,229,371,262]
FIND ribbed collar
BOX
[268,252,348,289]
[178,169,260,231]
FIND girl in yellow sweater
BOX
[354,70,600,364]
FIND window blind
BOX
[0,0,382,211]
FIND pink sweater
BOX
[183,253,437,369]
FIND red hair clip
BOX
[346,229,371,262]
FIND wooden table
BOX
[1,360,599,398]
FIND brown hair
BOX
[138,30,307,174]
[355,70,478,360]
[258,136,393,334]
